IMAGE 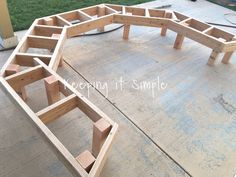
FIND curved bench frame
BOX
[0,4,235,177]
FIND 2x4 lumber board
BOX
[35,58,115,125]
[15,53,51,67]
[125,6,145,16]
[123,24,130,40]
[56,15,72,26]
[5,65,44,90]
[222,51,234,64]
[5,64,27,100]
[174,34,185,49]
[0,20,38,77]
[67,15,114,38]
[76,150,95,173]
[221,40,236,52]
[78,10,93,22]
[89,123,118,177]
[27,35,58,50]
[49,27,67,71]
[44,75,60,105]
[145,8,150,17]
[105,4,123,12]
[207,50,220,66]
[97,5,106,32]
[0,77,87,177]
[105,6,118,15]
[92,118,112,157]
[43,17,54,26]
[113,14,166,27]
[34,25,63,37]
[36,94,77,124]
[161,12,171,36]
[168,20,223,50]
[80,6,98,17]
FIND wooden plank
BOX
[15,53,51,66]
[207,49,220,66]
[105,6,118,15]
[34,25,63,37]
[27,35,58,50]
[97,5,106,32]
[221,51,234,64]
[56,15,72,26]
[160,11,171,36]
[5,65,44,90]
[67,15,114,38]
[49,27,67,71]
[78,10,93,22]
[113,14,166,27]
[36,94,77,124]
[0,77,87,177]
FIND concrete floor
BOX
[1,0,236,177]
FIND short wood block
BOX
[44,75,60,105]
[44,17,54,26]
[222,51,234,64]
[207,50,219,66]
[160,26,167,36]
[123,24,130,40]
[174,34,184,49]
[76,150,96,173]
[51,33,61,39]
[5,64,27,100]
[92,118,111,157]
[97,6,106,32]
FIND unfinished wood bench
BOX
[0,3,236,177]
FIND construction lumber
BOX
[44,75,61,105]
[92,118,112,157]
[76,150,96,172]
[1,3,236,177]
[36,94,77,124]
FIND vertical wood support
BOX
[222,52,234,64]
[44,17,54,26]
[207,50,220,66]
[51,33,63,66]
[92,118,111,157]
[173,34,185,49]
[76,150,95,173]
[97,5,106,32]
[44,75,60,105]
[161,12,171,36]
[123,24,131,40]
[5,64,27,100]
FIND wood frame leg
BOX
[97,6,106,32]
[92,118,111,157]
[174,34,184,49]
[161,26,167,36]
[5,64,27,100]
[123,24,130,40]
[44,75,60,105]
[76,150,95,173]
[207,50,220,66]
[43,17,54,26]
[222,51,234,64]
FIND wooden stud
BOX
[97,5,106,32]
[44,17,54,26]
[5,64,27,100]
[174,34,185,49]
[222,51,234,64]
[76,150,96,173]
[161,12,171,36]
[207,50,220,66]
[92,118,111,157]
[123,24,130,40]
[44,75,60,105]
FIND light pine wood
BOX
[92,118,112,157]
[76,150,96,173]
[222,51,234,64]
[5,64,27,100]
[174,34,185,49]
[207,50,220,66]
[123,24,130,40]
[44,75,60,105]
[97,5,106,32]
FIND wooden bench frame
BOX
[0,3,236,177]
